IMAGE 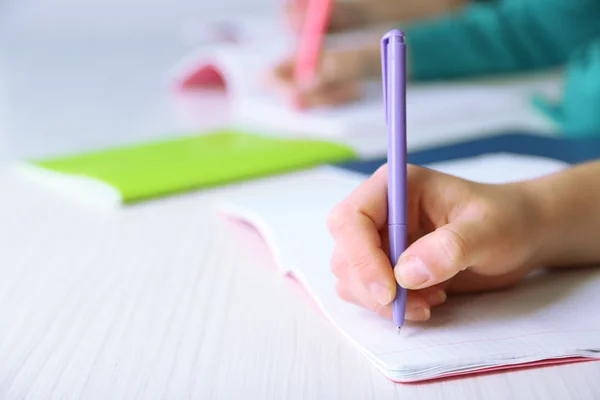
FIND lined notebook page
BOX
[220,154,600,381]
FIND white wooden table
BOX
[0,1,599,398]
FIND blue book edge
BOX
[336,133,600,176]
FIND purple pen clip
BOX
[381,29,403,126]
[381,29,408,331]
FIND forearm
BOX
[528,161,600,268]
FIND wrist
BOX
[518,174,573,269]
[511,180,560,270]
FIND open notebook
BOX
[218,153,600,382]
[170,27,562,143]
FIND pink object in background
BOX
[176,65,226,91]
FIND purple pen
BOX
[381,29,407,330]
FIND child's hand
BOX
[261,45,379,108]
[326,164,544,321]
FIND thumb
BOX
[394,222,485,290]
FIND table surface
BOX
[1,1,599,399]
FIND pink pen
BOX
[382,29,407,330]
[294,0,333,88]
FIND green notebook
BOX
[16,130,358,206]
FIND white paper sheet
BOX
[219,154,600,382]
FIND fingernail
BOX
[368,282,392,305]
[395,256,431,289]
[424,290,447,307]
[406,307,431,321]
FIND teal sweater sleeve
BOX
[404,0,600,80]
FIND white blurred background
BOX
[0,0,277,40]
[0,0,279,163]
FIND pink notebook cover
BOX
[173,62,226,91]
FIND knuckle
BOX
[326,207,343,236]
[349,251,376,274]
[464,197,493,218]
[330,251,347,278]
[326,201,355,236]
[350,252,389,287]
